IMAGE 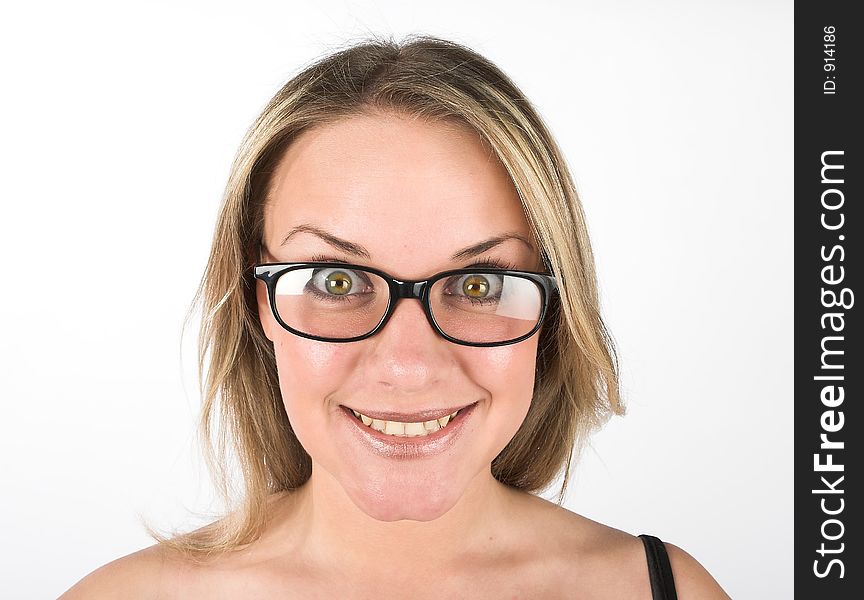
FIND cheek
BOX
[472,341,537,391]
[271,334,354,429]
[463,341,538,427]
[272,332,354,380]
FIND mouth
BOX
[340,402,478,438]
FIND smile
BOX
[339,402,479,459]
[348,408,463,437]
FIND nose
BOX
[362,296,453,393]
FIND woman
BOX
[62,35,730,599]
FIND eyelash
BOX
[463,257,515,271]
[306,254,516,271]
[308,253,350,264]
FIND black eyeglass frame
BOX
[253,262,559,348]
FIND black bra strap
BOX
[638,534,679,600]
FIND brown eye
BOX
[462,275,489,298]
[308,267,371,299]
[442,272,504,304]
[325,270,353,295]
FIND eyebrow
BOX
[279,224,535,261]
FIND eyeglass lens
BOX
[271,266,543,344]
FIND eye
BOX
[462,274,494,298]
[443,272,505,304]
[309,267,373,298]
[439,258,515,305]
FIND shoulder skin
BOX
[58,545,178,600]
[664,542,732,600]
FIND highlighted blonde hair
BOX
[152,33,623,558]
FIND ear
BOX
[256,279,276,342]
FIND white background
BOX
[0,1,792,598]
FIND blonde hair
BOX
[152,33,623,558]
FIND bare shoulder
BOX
[663,541,732,600]
[58,544,184,600]
[519,494,730,599]
[511,494,651,598]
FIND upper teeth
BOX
[350,408,461,437]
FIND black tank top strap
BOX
[638,534,679,600]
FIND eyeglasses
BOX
[253,262,559,347]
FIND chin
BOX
[341,467,465,522]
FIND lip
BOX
[339,403,475,422]
[339,401,479,460]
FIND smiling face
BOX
[256,111,543,522]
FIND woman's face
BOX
[256,111,543,522]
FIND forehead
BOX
[262,112,535,273]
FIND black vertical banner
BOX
[795,2,862,598]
